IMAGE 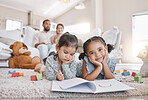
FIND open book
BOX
[52,78,134,93]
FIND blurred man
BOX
[33,19,55,61]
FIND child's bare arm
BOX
[102,49,114,79]
[102,63,114,79]
[82,60,102,81]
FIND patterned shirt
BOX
[84,56,116,79]
[45,55,82,80]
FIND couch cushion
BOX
[0,29,21,41]
[23,26,38,47]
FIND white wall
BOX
[103,0,148,63]
[0,5,47,29]
[54,0,103,33]
[1,0,148,63]
[95,0,103,30]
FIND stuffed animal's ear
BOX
[23,43,28,50]
[9,44,13,49]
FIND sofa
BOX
[0,27,40,67]
[0,26,122,67]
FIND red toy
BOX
[12,72,19,77]
[31,75,37,81]
[132,72,136,76]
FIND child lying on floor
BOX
[45,32,82,81]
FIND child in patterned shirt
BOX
[45,32,82,81]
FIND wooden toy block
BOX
[19,72,24,76]
[9,70,16,74]
[134,73,142,82]
[123,69,127,72]
[131,72,136,76]
[114,70,120,73]
[135,73,142,78]
[122,71,130,76]
[12,72,19,77]
[31,75,37,81]
[134,76,141,82]
[36,74,42,80]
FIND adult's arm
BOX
[34,43,45,48]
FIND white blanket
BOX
[0,42,12,60]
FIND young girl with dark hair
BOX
[46,32,82,81]
[79,36,116,81]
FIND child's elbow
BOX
[106,75,115,79]
[83,76,95,81]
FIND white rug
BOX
[0,68,148,99]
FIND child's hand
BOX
[102,49,108,65]
[56,70,64,81]
[88,57,102,67]
[63,55,75,64]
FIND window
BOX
[6,19,22,30]
[64,22,90,34]
[50,22,57,31]
[132,13,148,56]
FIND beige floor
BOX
[1,96,148,100]
[1,64,146,100]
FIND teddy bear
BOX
[8,41,45,75]
[137,45,148,77]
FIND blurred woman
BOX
[51,23,64,44]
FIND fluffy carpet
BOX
[0,68,148,99]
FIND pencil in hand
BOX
[52,67,63,76]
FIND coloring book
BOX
[52,78,134,93]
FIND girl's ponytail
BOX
[79,53,85,60]
[107,44,114,53]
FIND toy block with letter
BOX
[131,72,136,77]
[19,72,24,76]
[134,73,142,82]
[31,75,37,81]
[12,72,19,77]
[36,74,42,80]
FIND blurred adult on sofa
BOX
[51,23,64,44]
[33,19,55,61]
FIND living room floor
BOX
[0,96,148,100]
[1,63,147,100]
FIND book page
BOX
[52,78,134,93]
[56,78,89,89]
[94,79,134,93]
[52,80,94,93]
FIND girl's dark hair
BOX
[58,32,78,49]
[79,36,114,60]
[56,23,64,29]
[43,51,56,64]
[43,32,78,63]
